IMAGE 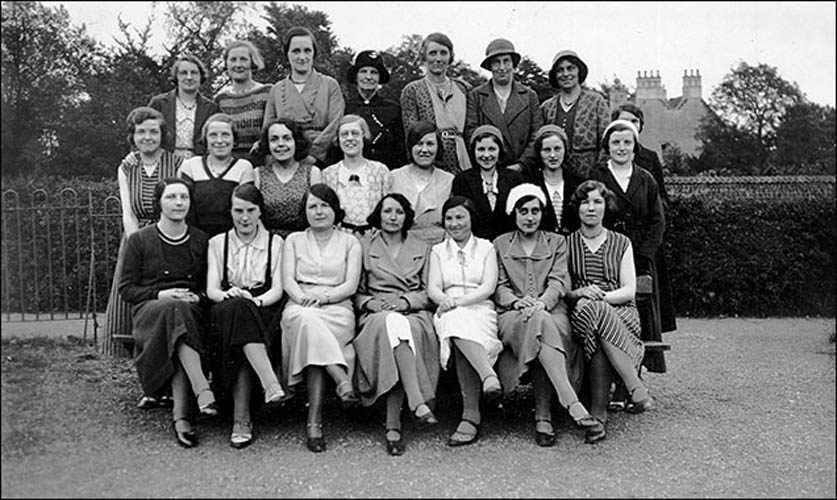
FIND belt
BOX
[439,129,461,139]
[300,124,325,132]
[341,222,372,235]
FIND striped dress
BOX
[104,151,182,352]
[566,229,644,368]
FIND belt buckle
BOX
[441,130,456,139]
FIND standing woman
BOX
[119,178,217,448]
[353,193,440,456]
[494,184,602,447]
[522,124,583,234]
[565,180,654,444]
[390,121,453,245]
[255,119,322,238]
[105,107,183,408]
[178,113,255,237]
[451,125,524,241]
[428,196,503,447]
[149,53,221,159]
[322,114,393,236]
[205,184,286,449]
[330,50,405,169]
[540,50,610,179]
[591,120,667,374]
[262,26,345,167]
[281,184,362,453]
[400,32,471,175]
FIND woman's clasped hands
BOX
[513,295,546,321]
[158,287,200,303]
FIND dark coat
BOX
[328,91,406,169]
[634,144,669,203]
[522,167,583,235]
[465,80,543,167]
[148,89,221,156]
[451,167,524,241]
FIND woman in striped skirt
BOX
[565,180,654,443]
[105,107,183,408]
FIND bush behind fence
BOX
[2,175,835,320]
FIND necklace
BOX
[581,228,605,239]
[177,96,196,110]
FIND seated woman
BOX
[119,178,217,449]
[178,113,255,237]
[428,196,503,447]
[322,114,392,237]
[451,125,524,241]
[494,184,603,447]
[255,118,323,238]
[565,180,655,444]
[205,184,286,449]
[353,193,440,456]
[281,183,362,453]
[521,125,582,235]
[389,120,454,246]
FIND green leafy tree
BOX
[774,102,836,175]
[703,62,803,174]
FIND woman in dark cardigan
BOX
[119,178,217,448]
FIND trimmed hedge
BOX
[3,177,836,318]
[665,196,835,317]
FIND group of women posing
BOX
[107,26,669,456]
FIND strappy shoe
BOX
[566,400,601,429]
[172,418,198,448]
[447,419,480,447]
[306,423,326,453]
[584,417,607,444]
[196,388,219,417]
[335,380,359,409]
[264,383,286,406]
[481,374,503,402]
[230,420,254,449]
[535,418,556,447]
[385,428,405,456]
[415,404,439,428]
[626,386,655,414]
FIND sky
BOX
[47,1,837,107]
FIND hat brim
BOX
[549,55,588,87]
[480,52,521,71]
[347,64,390,85]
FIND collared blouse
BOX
[493,230,570,313]
[207,222,281,290]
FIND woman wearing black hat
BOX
[328,50,405,169]
[540,50,610,179]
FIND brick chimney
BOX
[682,69,702,99]
[635,70,666,103]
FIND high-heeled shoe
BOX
[306,423,326,453]
[230,420,254,449]
[385,428,405,456]
[447,419,480,447]
[566,400,601,429]
[264,383,286,406]
[481,374,503,402]
[172,418,198,448]
[626,386,655,414]
[415,404,439,428]
[584,417,607,444]
[196,388,219,417]
[335,380,359,409]
[534,418,556,447]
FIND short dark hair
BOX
[153,177,193,221]
[126,106,169,150]
[170,53,208,85]
[467,131,507,168]
[602,120,640,155]
[366,193,415,238]
[532,128,568,171]
[441,195,477,227]
[283,26,318,61]
[611,103,645,132]
[300,183,345,227]
[259,118,311,161]
[406,120,443,164]
[569,180,617,217]
[231,183,265,220]
[511,194,545,231]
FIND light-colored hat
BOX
[506,183,547,215]
[603,119,639,140]
[469,124,504,148]
[480,38,521,70]
[548,50,588,87]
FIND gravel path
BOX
[2,317,834,498]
